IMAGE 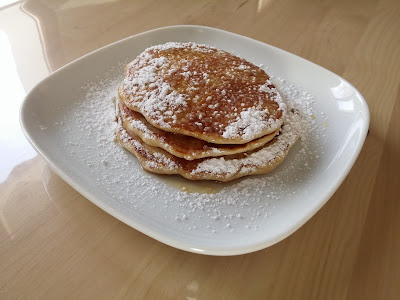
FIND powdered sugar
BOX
[194,121,298,176]
[54,60,326,235]
[222,106,282,140]
[121,53,187,128]
[220,79,287,140]
[147,42,215,53]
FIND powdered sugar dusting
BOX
[121,53,187,128]
[222,106,282,140]
[193,121,297,177]
[52,61,326,235]
[222,79,287,140]
[147,42,215,53]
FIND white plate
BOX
[20,25,369,255]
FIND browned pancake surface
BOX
[119,42,285,144]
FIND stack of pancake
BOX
[116,42,299,182]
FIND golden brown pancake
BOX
[118,98,279,160]
[118,42,286,144]
[116,110,299,182]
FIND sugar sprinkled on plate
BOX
[55,61,326,234]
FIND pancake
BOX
[118,42,286,144]
[116,109,300,182]
[118,98,279,160]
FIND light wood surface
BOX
[1,0,399,299]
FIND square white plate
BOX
[20,26,369,255]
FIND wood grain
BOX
[1,0,399,299]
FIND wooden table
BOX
[1,0,399,298]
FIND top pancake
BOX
[118,42,286,144]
